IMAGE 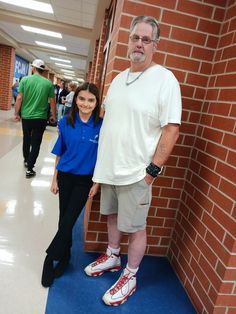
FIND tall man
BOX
[14,59,56,178]
[84,16,182,306]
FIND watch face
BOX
[146,163,162,177]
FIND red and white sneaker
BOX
[84,248,121,277]
[102,268,137,306]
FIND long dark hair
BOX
[67,82,101,128]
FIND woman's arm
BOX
[50,156,60,194]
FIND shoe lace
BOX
[92,254,110,266]
[110,274,129,295]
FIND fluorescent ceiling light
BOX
[61,69,74,73]
[55,63,72,68]
[0,0,53,13]
[63,73,75,76]
[35,41,66,51]
[50,57,71,63]
[21,25,62,38]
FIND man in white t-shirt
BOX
[84,15,182,306]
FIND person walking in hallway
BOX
[41,82,102,288]
[14,59,56,178]
[62,81,77,116]
[56,80,69,122]
[84,15,182,306]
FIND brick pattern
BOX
[93,9,109,89]
[167,1,236,313]
[83,1,235,312]
[86,62,92,81]
[0,45,15,110]
[89,40,99,83]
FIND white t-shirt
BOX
[93,64,182,185]
[65,91,74,108]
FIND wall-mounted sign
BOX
[14,55,29,79]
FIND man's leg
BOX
[107,214,122,249]
[127,229,146,269]
[27,119,46,170]
[102,179,151,306]
[21,119,31,163]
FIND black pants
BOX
[46,171,93,260]
[21,119,47,169]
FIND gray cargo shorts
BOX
[100,179,152,233]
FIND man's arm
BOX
[145,123,180,184]
[14,92,23,121]
[49,97,56,123]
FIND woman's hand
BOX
[88,183,100,199]
[50,178,59,194]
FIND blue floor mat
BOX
[45,210,196,314]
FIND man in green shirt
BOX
[14,59,56,178]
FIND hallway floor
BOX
[0,108,58,314]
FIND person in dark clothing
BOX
[56,81,69,122]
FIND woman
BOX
[41,82,102,287]
[62,82,77,116]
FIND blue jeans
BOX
[57,103,64,121]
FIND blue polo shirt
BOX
[52,113,103,175]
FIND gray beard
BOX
[130,52,145,63]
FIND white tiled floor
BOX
[0,109,58,314]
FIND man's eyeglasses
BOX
[129,34,156,45]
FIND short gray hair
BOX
[130,16,160,41]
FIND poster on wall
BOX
[12,55,29,104]
[14,55,29,80]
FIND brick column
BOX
[0,45,15,110]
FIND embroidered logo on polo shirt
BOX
[89,134,99,144]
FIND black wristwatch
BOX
[146,162,163,178]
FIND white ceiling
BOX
[0,0,111,81]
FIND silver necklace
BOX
[125,67,148,86]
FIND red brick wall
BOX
[89,40,99,83]
[84,0,235,311]
[93,9,109,89]
[168,1,236,313]
[0,45,15,110]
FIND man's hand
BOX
[88,183,100,199]
[14,114,21,122]
[144,173,155,185]
[49,116,56,124]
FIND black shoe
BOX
[41,255,54,288]
[26,169,36,178]
[54,252,71,278]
